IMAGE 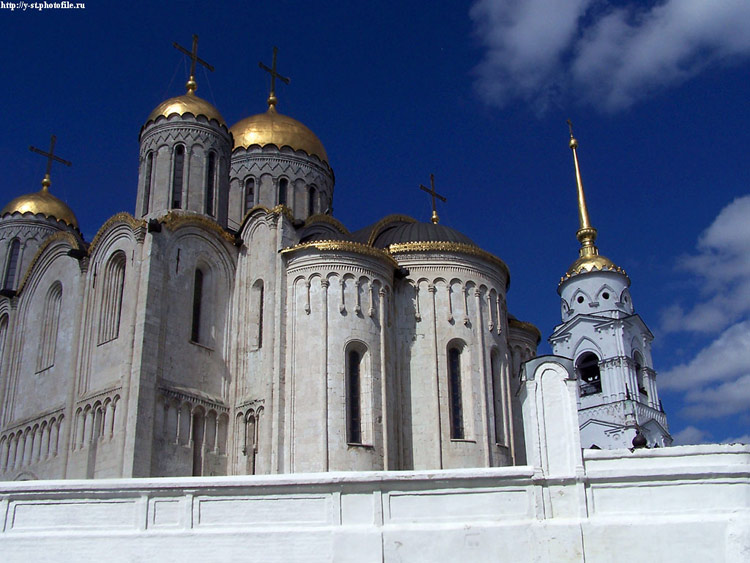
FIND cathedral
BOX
[0,43,670,482]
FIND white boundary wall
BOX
[0,445,747,562]
[0,358,747,562]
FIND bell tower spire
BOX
[550,121,672,450]
[567,119,600,261]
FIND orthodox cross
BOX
[29,135,71,190]
[173,34,215,93]
[259,46,290,109]
[419,174,447,224]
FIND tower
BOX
[227,47,334,229]
[137,36,232,226]
[548,124,672,449]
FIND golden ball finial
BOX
[41,174,51,191]
[569,137,578,149]
[267,93,278,109]
[186,76,197,94]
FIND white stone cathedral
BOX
[0,48,669,482]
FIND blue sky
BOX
[1,1,749,444]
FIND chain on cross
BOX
[29,135,71,191]
[259,46,290,110]
[419,173,447,224]
[173,34,215,94]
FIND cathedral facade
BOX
[0,50,671,483]
[0,64,541,480]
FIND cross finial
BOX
[173,34,215,94]
[419,173,447,224]
[259,46,290,111]
[29,135,71,191]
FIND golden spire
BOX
[29,135,71,192]
[419,173,446,224]
[259,46,290,112]
[173,34,215,95]
[567,120,599,260]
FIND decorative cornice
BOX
[303,213,349,234]
[387,241,509,278]
[16,231,85,294]
[366,214,418,246]
[282,240,398,266]
[158,211,236,244]
[88,212,146,257]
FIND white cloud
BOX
[471,0,750,111]
[660,321,750,391]
[672,425,711,445]
[661,195,750,334]
[680,373,750,420]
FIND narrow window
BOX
[347,349,362,444]
[491,351,504,445]
[308,186,316,216]
[634,351,647,397]
[3,239,20,290]
[97,252,126,344]
[257,284,264,348]
[191,269,204,343]
[577,352,601,395]
[0,314,8,371]
[448,347,464,439]
[172,145,185,209]
[142,152,153,216]
[205,152,216,216]
[37,282,62,372]
[244,177,255,213]
[278,178,288,206]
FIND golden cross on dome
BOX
[29,135,71,191]
[259,46,290,110]
[419,173,447,224]
[173,34,215,94]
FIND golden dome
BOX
[2,181,78,229]
[566,253,624,277]
[146,91,225,126]
[229,106,328,163]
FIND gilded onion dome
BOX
[145,90,225,126]
[229,105,328,164]
[1,178,78,229]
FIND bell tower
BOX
[548,123,672,449]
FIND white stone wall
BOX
[228,146,334,228]
[392,252,512,470]
[0,444,746,562]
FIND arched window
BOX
[191,269,204,343]
[577,352,601,395]
[448,346,464,439]
[491,350,505,445]
[347,349,362,444]
[634,351,647,397]
[251,280,264,349]
[308,186,316,216]
[3,239,20,291]
[244,177,255,213]
[205,151,216,216]
[142,152,154,216]
[0,314,8,372]
[171,145,185,209]
[278,178,288,206]
[37,282,62,372]
[97,251,126,344]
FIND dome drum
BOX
[137,112,232,225]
